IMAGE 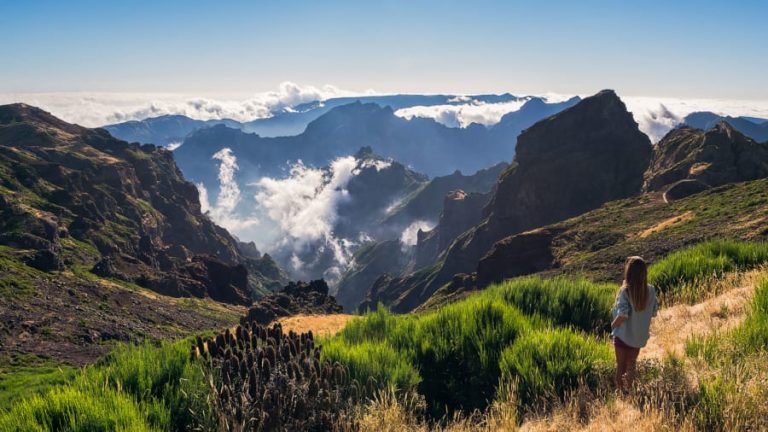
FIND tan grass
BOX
[637,211,694,238]
[276,313,358,337]
[642,269,762,360]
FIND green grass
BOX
[649,239,768,302]
[0,338,215,432]
[325,276,613,415]
[499,328,611,405]
[491,276,615,333]
[0,245,45,298]
[0,365,76,410]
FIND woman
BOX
[611,256,658,391]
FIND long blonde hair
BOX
[623,256,649,311]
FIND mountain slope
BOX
[361,90,653,312]
[643,122,768,199]
[0,104,289,363]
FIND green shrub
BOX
[0,385,157,431]
[732,277,768,354]
[413,298,531,414]
[499,328,611,405]
[491,276,615,333]
[0,338,215,432]
[649,240,768,300]
[330,297,533,415]
[321,338,421,394]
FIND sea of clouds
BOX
[0,82,372,127]
[2,82,767,143]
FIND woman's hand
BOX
[612,315,627,329]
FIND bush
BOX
[732,277,768,354]
[0,385,157,431]
[0,338,215,432]
[649,240,768,300]
[330,297,533,415]
[321,339,420,394]
[491,276,615,333]
[499,328,611,405]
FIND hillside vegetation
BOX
[2,240,768,430]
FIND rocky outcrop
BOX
[364,90,653,312]
[414,190,491,268]
[0,103,285,305]
[334,240,410,311]
[644,122,768,199]
[241,279,343,325]
[476,227,563,287]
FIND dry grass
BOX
[341,269,768,431]
[276,313,358,337]
[642,269,762,360]
[638,211,694,238]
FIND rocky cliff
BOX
[644,122,768,200]
[363,90,653,312]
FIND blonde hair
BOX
[623,256,649,311]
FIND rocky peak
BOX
[364,90,653,312]
[644,121,768,199]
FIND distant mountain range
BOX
[104,93,526,145]
[682,112,768,142]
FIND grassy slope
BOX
[4,240,768,430]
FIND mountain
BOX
[0,104,288,363]
[103,115,241,147]
[333,161,507,311]
[382,162,508,228]
[360,90,653,312]
[489,96,581,138]
[413,122,768,310]
[644,122,768,200]
[104,94,526,145]
[683,112,768,142]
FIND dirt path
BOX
[641,270,761,360]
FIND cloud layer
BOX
[0,82,372,127]
[394,98,529,128]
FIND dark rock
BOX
[664,179,710,201]
[241,279,342,326]
[476,227,563,287]
[0,233,52,250]
[24,249,63,272]
[644,122,768,193]
[365,90,653,312]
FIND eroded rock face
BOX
[414,190,491,268]
[364,90,653,312]
[241,279,343,325]
[644,122,768,196]
[0,103,282,304]
[476,227,563,287]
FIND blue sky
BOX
[1,0,766,99]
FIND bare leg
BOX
[614,344,628,392]
[625,348,640,389]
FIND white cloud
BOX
[0,82,374,127]
[395,98,530,128]
[166,141,182,151]
[197,148,259,235]
[623,96,768,143]
[254,156,358,264]
[400,220,435,246]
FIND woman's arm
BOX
[612,315,627,329]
